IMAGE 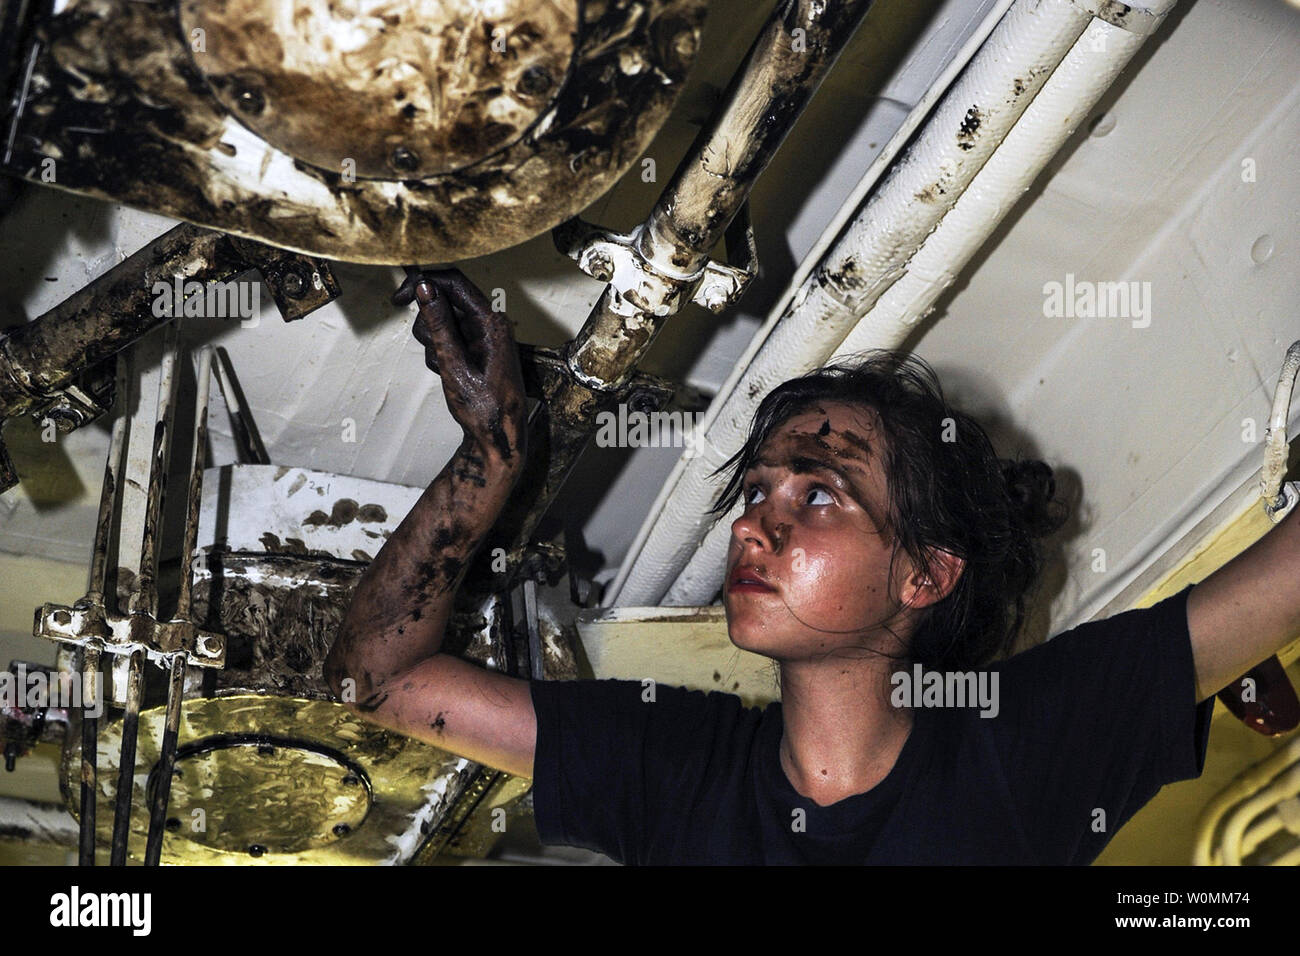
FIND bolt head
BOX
[389,146,420,174]
[234,86,265,115]
[518,65,554,96]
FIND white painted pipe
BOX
[663,8,1170,605]
[1240,802,1294,859]
[608,0,1112,606]
[1194,734,1300,865]
[1220,761,1300,866]
[0,796,78,846]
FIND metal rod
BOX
[132,323,180,616]
[567,0,878,386]
[212,347,270,465]
[175,346,213,620]
[86,356,128,606]
[76,644,101,867]
[0,224,247,421]
[143,653,186,866]
[523,579,543,680]
[109,649,145,866]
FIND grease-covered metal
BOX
[181,0,579,180]
[567,0,877,385]
[0,224,339,495]
[0,226,239,425]
[3,0,707,263]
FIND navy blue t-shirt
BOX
[528,582,1214,864]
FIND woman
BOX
[325,268,1300,865]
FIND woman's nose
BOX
[732,503,777,551]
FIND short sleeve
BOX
[987,582,1215,864]
[528,677,750,865]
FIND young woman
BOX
[325,268,1300,865]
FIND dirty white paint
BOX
[381,757,471,865]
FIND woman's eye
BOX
[805,487,834,506]
[744,485,766,505]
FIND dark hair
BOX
[709,348,1068,671]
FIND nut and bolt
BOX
[588,254,614,283]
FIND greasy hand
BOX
[394,268,527,467]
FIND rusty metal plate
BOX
[4,0,708,264]
[179,0,579,180]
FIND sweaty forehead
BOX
[763,403,882,461]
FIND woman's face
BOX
[723,401,916,661]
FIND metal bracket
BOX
[552,199,758,316]
[517,343,693,411]
[28,362,116,435]
[1265,481,1299,525]
[35,602,225,669]
[228,237,342,322]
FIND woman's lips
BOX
[728,567,776,594]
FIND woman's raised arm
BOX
[323,268,537,777]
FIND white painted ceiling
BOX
[1,0,1298,840]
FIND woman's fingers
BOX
[392,270,422,307]
[415,282,477,393]
[424,270,516,377]
[420,268,494,317]
[400,270,522,423]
